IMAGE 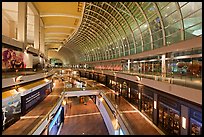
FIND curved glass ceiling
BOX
[65,2,202,62]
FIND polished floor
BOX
[2,74,163,135]
[59,97,109,135]
[2,80,63,135]
[78,77,163,135]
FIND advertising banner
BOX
[2,48,26,69]
[2,92,21,130]
[21,84,51,115]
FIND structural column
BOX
[9,20,16,39]
[127,59,131,72]
[40,26,45,54]
[17,2,27,51]
[161,54,167,79]
[34,14,40,50]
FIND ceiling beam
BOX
[45,36,67,39]
[45,32,71,35]
[44,25,77,29]
[40,13,81,19]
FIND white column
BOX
[24,52,33,68]
[9,20,16,39]
[127,59,131,72]
[45,45,48,58]
[40,26,45,54]
[143,62,145,73]
[34,14,40,50]
[152,62,154,72]
[17,2,27,50]
[161,54,166,78]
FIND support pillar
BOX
[24,52,33,68]
[17,2,27,51]
[34,14,40,50]
[40,26,45,54]
[127,59,131,72]
[161,54,167,79]
[152,62,154,73]
[9,20,16,39]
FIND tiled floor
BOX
[59,97,109,135]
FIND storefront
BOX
[48,106,64,135]
[158,96,180,135]
[141,87,154,121]
[79,71,85,77]
[121,81,128,99]
[98,74,106,85]
[106,75,114,89]
[85,72,89,79]
[189,108,202,135]
[89,72,94,80]
[93,73,99,81]
[129,82,139,109]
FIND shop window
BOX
[121,82,128,98]
[158,102,180,135]
[130,89,139,109]
[141,94,153,120]
[190,118,202,135]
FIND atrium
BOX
[2,2,202,135]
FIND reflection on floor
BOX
[59,97,109,135]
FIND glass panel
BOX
[158,102,180,135]
[181,2,202,18]
[185,23,202,39]
[142,95,153,120]
[156,2,170,10]
[153,38,163,49]
[136,46,143,53]
[130,48,135,54]
[163,11,181,27]
[160,3,177,18]
[142,3,157,19]
[165,21,181,36]
[178,2,187,7]
[143,43,151,51]
[152,29,163,41]
[166,30,182,45]
[183,9,202,29]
